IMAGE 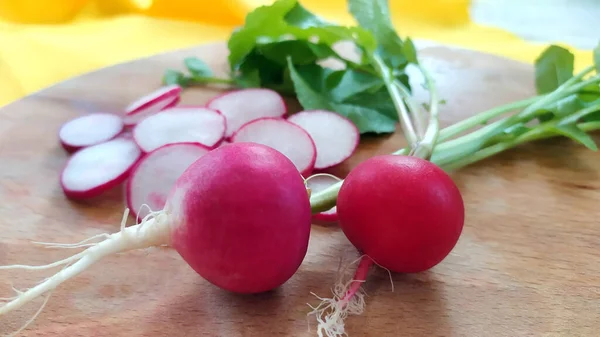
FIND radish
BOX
[123,85,182,126]
[133,107,226,152]
[287,110,359,170]
[0,143,312,327]
[60,137,142,199]
[126,143,210,220]
[206,89,287,138]
[305,173,341,223]
[231,117,316,176]
[58,113,124,152]
[309,155,464,336]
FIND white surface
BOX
[232,118,316,174]
[471,0,599,49]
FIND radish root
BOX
[0,208,171,321]
[307,255,374,337]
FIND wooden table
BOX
[1,41,599,336]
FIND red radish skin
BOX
[337,155,465,273]
[0,143,312,327]
[231,117,316,176]
[133,107,226,152]
[60,137,142,199]
[287,110,359,170]
[207,89,287,138]
[126,142,210,220]
[123,96,180,126]
[59,113,124,152]
[306,173,341,224]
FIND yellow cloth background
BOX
[0,0,594,107]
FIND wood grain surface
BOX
[1,41,599,337]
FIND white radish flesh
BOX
[59,113,124,152]
[288,110,359,169]
[232,118,316,175]
[123,85,181,126]
[306,173,342,223]
[207,89,287,138]
[127,143,210,220]
[60,137,142,199]
[133,107,225,152]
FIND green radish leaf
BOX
[551,123,598,151]
[403,38,418,64]
[184,57,213,77]
[287,59,397,133]
[594,42,600,73]
[283,1,330,28]
[328,70,383,102]
[583,110,600,122]
[256,40,335,66]
[534,45,574,94]
[341,85,398,122]
[348,0,407,68]
[555,95,585,118]
[163,69,188,87]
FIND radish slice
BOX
[288,110,359,169]
[60,138,142,199]
[306,173,342,223]
[59,113,124,153]
[133,107,225,152]
[126,143,210,220]
[231,118,316,175]
[123,85,182,126]
[207,89,287,138]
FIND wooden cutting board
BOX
[1,41,599,337]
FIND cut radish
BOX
[288,110,359,169]
[306,173,342,223]
[207,89,287,138]
[133,107,225,152]
[126,143,210,220]
[60,137,142,199]
[231,118,316,175]
[123,85,182,126]
[59,113,124,152]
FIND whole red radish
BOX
[337,154,465,273]
[0,143,312,324]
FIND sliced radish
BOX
[288,110,359,169]
[232,117,316,175]
[59,113,124,153]
[133,107,225,152]
[306,173,342,223]
[126,143,210,220]
[60,137,142,199]
[123,85,182,126]
[207,89,287,138]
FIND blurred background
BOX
[0,0,597,107]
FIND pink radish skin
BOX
[60,137,142,199]
[126,142,211,220]
[133,107,226,152]
[207,89,287,138]
[305,173,341,223]
[288,110,359,170]
[1,143,312,322]
[59,113,124,153]
[123,96,180,126]
[231,117,316,176]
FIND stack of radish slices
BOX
[58,85,359,223]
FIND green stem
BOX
[371,54,419,148]
[412,65,439,159]
[394,80,425,138]
[190,76,236,85]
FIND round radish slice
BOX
[207,89,287,138]
[123,85,181,126]
[60,137,142,199]
[288,110,359,170]
[306,173,342,223]
[133,107,225,152]
[59,113,124,153]
[127,143,210,220]
[231,118,316,176]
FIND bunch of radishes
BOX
[58,84,358,222]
